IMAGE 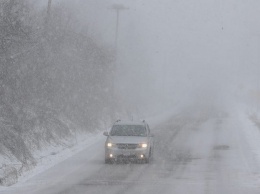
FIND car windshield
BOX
[110,125,147,137]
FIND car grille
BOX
[116,144,138,149]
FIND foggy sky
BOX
[33,0,260,114]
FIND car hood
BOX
[108,136,148,144]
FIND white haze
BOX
[41,0,260,115]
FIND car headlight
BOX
[142,143,148,148]
[107,143,113,147]
[138,143,148,148]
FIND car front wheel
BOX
[105,158,112,164]
[145,148,152,163]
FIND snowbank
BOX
[0,131,102,191]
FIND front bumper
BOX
[105,147,149,160]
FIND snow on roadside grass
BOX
[0,131,102,191]
[242,114,260,169]
[233,107,260,184]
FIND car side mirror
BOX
[103,131,109,136]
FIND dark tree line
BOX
[0,0,115,166]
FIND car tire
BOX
[145,148,152,163]
[105,158,111,164]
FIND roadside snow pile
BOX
[13,131,102,187]
[249,112,260,129]
[0,102,102,187]
[0,165,18,186]
[231,105,260,177]
[247,112,260,165]
[0,130,102,190]
[246,112,260,185]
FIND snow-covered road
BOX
[2,110,260,194]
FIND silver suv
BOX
[103,120,154,163]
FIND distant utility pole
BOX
[47,0,52,16]
[44,0,52,34]
[46,0,52,25]
[110,4,128,119]
[111,4,129,52]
